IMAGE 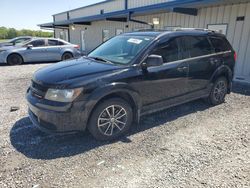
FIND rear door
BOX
[181,36,216,93]
[46,39,62,61]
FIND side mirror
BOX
[27,44,33,49]
[144,55,163,68]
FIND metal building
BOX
[40,0,250,83]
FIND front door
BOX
[24,39,48,62]
[137,37,189,108]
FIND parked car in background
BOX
[0,38,81,65]
[26,29,236,141]
[0,36,32,47]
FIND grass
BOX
[0,39,7,42]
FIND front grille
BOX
[30,80,48,98]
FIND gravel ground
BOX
[0,63,249,188]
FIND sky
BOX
[0,0,103,30]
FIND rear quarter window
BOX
[209,37,232,53]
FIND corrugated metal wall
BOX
[54,1,250,82]
[54,13,68,22]
[69,0,124,19]
[128,0,171,9]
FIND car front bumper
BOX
[0,52,7,63]
[26,89,89,133]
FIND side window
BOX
[183,36,213,57]
[152,38,180,63]
[48,39,58,46]
[58,41,65,45]
[30,40,45,47]
[209,37,231,53]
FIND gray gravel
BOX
[0,63,249,188]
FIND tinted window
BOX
[30,40,45,47]
[58,41,65,45]
[183,36,213,57]
[48,39,58,46]
[152,38,180,63]
[210,37,231,53]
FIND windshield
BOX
[15,39,32,47]
[88,35,154,65]
[7,38,31,45]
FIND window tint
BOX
[183,36,213,57]
[30,40,45,47]
[210,37,231,53]
[152,38,180,63]
[48,39,58,46]
[58,41,65,45]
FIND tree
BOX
[0,27,53,39]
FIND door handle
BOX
[177,66,188,72]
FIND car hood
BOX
[0,45,21,51]
[33,57,125,86]
[0,42,13,47]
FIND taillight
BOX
[74,45,80,49]
[234,52,237,62]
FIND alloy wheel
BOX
[213,80,227,102]
[97,105,127,136]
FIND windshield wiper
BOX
[88,56,114,64]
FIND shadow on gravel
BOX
[10,99,209,160]
[232,82,250,96]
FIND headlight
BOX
[45,88,83,102]
[0,50,6,53]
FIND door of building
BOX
[81,30,86,52]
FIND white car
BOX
[0,38,81,65]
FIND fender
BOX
[82,82,142,127]
[210,65,233,93]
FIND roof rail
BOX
[134,29,166,32]
[174,27,217,33]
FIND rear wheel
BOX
[88,98,133,141]
[62,52,73,61]
[207,77,228,105]
[7,54,23,65]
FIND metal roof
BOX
[39,0,236,28]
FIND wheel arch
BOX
[210,65,233,93]
[7,52,24,63]
[85,84,142,128]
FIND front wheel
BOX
[88,98,133,141]
[7,54,23,65]
[207,77,228,105]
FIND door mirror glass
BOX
[145,55,164,67]
[27,44,33,49]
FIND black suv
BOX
[26,29,236,140]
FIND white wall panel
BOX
[70,0,124,19]
[54,13,68,22]
[128,0,171,9]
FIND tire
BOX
[207,77,228,105]
[62,52,73,61]
[88,98,133,141]
[7,54,23,65]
